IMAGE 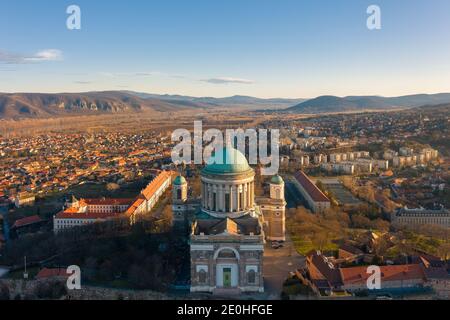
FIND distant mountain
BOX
[125,91,305,108]
[0,91,208,119]
[411,103,450,113]
[287,93,450,114]
[4,90,448,119]
[0,91,306,119]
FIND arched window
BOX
[218,249,237,259]
[177,189,182,200]
[247,270,256,284]
[276,189,281,199]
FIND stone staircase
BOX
[212,287,242,297]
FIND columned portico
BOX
[201,175,255,218]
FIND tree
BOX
[351,215,372,229]
[311,231,330,251]
[106,183,120,192]
[190,176,201,197]
[0,283,10,300]
[373,219,390,232]
[372,236,389,257]
[160,205,173,229]
[35,281,67,299]
[437,242,450,261]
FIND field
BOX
[290,236,339,255]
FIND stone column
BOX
[220,185,225,212]
[229,185,234,212]
[243,183,247,211]
[215,185,219,212]
[237,185,241,212]
[217,185,222,212]
[205,183,209,209]
[206,183,210,209]
[250,182,254,207]
[209,184,213,210]
[246,183,250,208]
[202,182,206,208]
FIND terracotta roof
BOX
[307,251,343,288]
[340,264,425,285]
[125,171,173,217]
[339,244,364,255]
[81,198,133,206]
[294,171,330,202]
[141,171,172,201]
[12,215,43,228]
[125,196,145,216]
[36,268,68,279]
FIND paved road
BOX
[263,236,305,300]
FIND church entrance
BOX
[223,268,232,287]
[216,264,238,288]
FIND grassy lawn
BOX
[386,233,444,258]
[291,235,339,255]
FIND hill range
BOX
[286,93,450,114]
[1,91,450,119]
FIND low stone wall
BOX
[0,279,170,300]
[67,286,171,300]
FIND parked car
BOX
[271,241,283,249]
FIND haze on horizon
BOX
[1,0,450,99]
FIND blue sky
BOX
[1,0,450,98]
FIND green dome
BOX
[173,175,187,185]
[203,147,251,175]
[271,175,284,185]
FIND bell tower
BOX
[266,175,286,241]
[270,175,285,200]
[173,175,188,204]
[172,175,188,223]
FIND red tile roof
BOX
[55,210,119,220]
[339,264,425,285]
[125,196,145,216]
[294,171,330,202]
[141,171,173,201]
[12,215,43,228]
[80,198,133,206]
[36,268,68,279]
[125,170,174,217]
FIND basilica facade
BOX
[172,147,286,294]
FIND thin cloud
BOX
[74,80,92,84]
[201,77,254,84]
[100,71,162,78]
[0,49,63,64]
[24,49,63,62]
[134,72,162,77]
